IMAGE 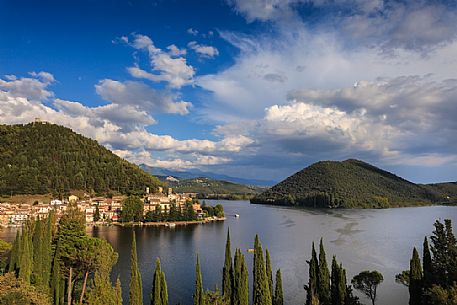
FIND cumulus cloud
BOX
[126,34,195,88]
[0,72,55,101]
[187,41,219,58]
[0,73,253,171]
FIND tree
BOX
[194,255,205,305]
[0,272,52,305]
[318,239,331,305]
[222,230,233,302]
[0,239,11,275]
[151,258,168,305]
[18,224,33,283]
[32,218,44,286]
[253,235,272,305]
[273,269,283,305]
[265,249,273,300]
[85,272,119,305]
[409,248,423,305]
[305,243,319,305]
[331,257,346,305]
[423,237,433,289]
[121,196,144,222]
[233,249,248,305]
[94,204,101,222]
[129,232,143,305]
[116,276,123,305]
[351,271,383,305]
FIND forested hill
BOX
[0,122,163,196]
[251,159,451,208]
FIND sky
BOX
[0,0,456,184]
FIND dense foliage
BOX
[251,159,446,208]
[397,219,457,305]
[0,123,163,196]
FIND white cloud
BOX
[127,34,194,88]
[0,72,55,101]
[0,73,253,171]
[167,44,187,56]
[187,41,219,58]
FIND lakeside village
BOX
[0,186,225,227]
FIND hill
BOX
[424,182,457,204]
[140,164,276,186]
[0,122,163,196]
[164,177,264,200]
[251,159,446,208]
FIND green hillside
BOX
[0,122,163,196]
[424,182,457,204]
[251,159,444,208]
[168,177,263,199]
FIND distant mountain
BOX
[164,177,265,200]
[140,164,276,186]
[0,123,163,195]
[251,159,450,208]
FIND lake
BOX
[1,201,456,305]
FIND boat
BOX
[234,214,240,218]
[168,223,176,228]
[247,248,255,253]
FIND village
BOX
[0,186,209,227]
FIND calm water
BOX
[1,201,456,305]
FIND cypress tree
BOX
[32,218,44,286]
[338,264,347,305]
[18,225,33,283]
[331,256,345,305]
[253,235,272,305]
[318,239,331,305]
[222,229,233,302]
[42,214,53,287]
[51,242,61,305]
[266,249,273,300]
[8,230,20,273]
[116,276,123,305]
[194,255,205,305]
[151,258,168,305]
[305,243,319,305]
[233,249,249,305]
[423,237,432,289]
[409,248,423,305]
[273,269,284,305]
[160,269,168,305]
[151,258,163,305]
[129,231,143,305]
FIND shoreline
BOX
[88,216,226,227]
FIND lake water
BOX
[1,201,456,305]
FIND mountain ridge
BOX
[251,159,455,208]
[0,122,163,196]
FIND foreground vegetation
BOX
[251,159,455,208]
[0,123,163,196]
[0,205,455,305]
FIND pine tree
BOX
[233,248,249,305]
[318,239,331,305]
[222,229,233,302]
[266,249,273,300]
[273,269,284,305]
[409,248,423,305]
[338,264,347,305]
[160,268,168,305]
[194,255,205,305]
[129,231,143,305]
[233,249,241,305]
[305,243,319,305]
[253,235,272,305]
[423,237,432,289]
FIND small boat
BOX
[168,223,176,228]
[247,248,255,253]
[234,214,240,218]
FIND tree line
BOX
[396,219,457,305]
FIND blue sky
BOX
[1,0,457,184]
